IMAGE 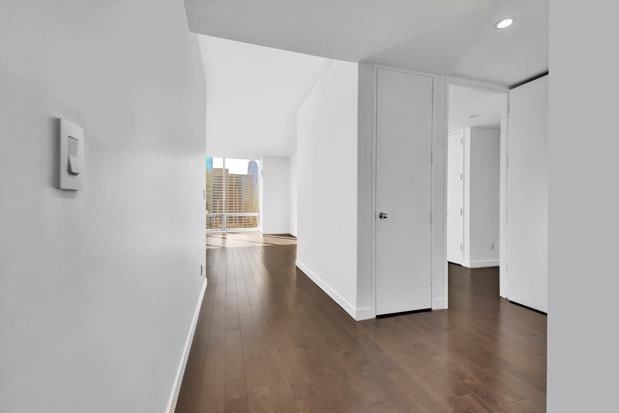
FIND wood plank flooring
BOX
[176,240,546,412]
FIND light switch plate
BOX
[59,118,84,190]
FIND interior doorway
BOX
[446,82,507,282]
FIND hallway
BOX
[176,242,546,412]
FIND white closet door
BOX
[447,130,464,264]
[506,76,548,312]
[375,68,433,315]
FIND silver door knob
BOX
[379,212,389,220]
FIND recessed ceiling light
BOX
[496,18,513,29]
[469,114,480,119]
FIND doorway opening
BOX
[446,82,507,294]
[205,156,260,232]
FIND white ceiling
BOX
[199,35,330,158]
[449,85,505,133]
[186,0,548,86]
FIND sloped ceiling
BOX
[186,0,547,86]
[199,35,330,158]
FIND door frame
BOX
[445,77,509,298]
[447,128,465,265]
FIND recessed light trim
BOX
[496,18,513,29]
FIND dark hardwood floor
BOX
[176,240,546,412]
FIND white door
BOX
[375,68,433,315]
[447,130,464,264]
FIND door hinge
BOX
[429,212,432,224]
[200,264,204,277]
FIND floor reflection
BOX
[206,232,297,249]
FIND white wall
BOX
[0,2,206,412]
[296,61,359,318]
[464,127,500,267]
[260,156,291,234]
[504,76,548,312]
[289,152,298,237]
[548,2,619,411]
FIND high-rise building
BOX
[247,160,260,212]
[205,157,260,230]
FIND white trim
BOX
[296,260,360,321]
[166,278,207,413]
[446,75,509,93]
[355,306,375,321]
[499,93,510,298]
[462,259,500,268]
[376,63,441,80]
[432,297,448,310]
[371,63,378,319]
[433,75,449,312]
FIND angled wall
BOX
[296,61,359,318]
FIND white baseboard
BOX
[166,278,207,413]
[296,260,374,321]
[355,306,375,321]
[432,297,448,310]
[462,259,499,268]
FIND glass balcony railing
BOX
[206,213,259,232]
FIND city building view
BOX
[205,157,260,231]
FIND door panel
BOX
[447,130,464,264]
[375,68,433,315]
[505,76,548,312]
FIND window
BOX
[206,157,260,231]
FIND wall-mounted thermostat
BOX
[59,118,84,190]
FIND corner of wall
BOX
[296,260,358,320]
[432,75,449,311]
[166,278,207,413]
